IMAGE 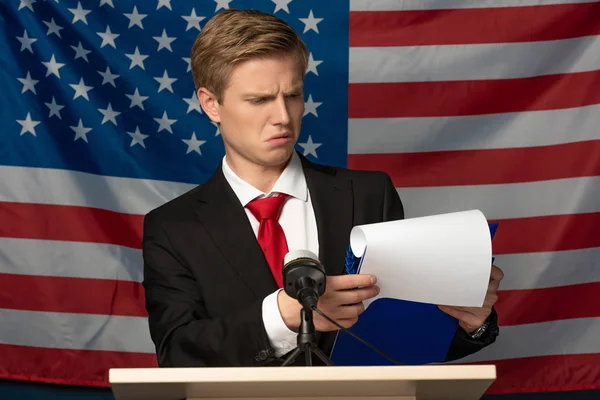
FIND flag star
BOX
[299,10,323,34]
[97,66,120,87]
[99,0,114,7]
[154,111,177,133]
[212,121,221,136]
[42,54,65,78]
[153,29,176,52]
[154,70,177,93]
[214,0,232,12]
[182,8,205,32]
[272,0,293,13]
[182,132,206,155]
[17,71,38,94]
[45,96,64,119]
[68,2,91,25]
[125,47,148,70]
[183,91,202,114]
[18,0,35,12]
[98,103,121,125]
[157,0,172,10]
[70,119,92,142]
[69,77,93,100]
[124,5,147,29]
[297,135,322,158]
[127,126,149,148]
[126,88,149,110]
[182,57,191,72]
[303,94,322,117]
[43,18,64,38]
[16,30,38,53]
[306,52,323,76]
[97,26,119,49]
[71,41,91,62]
[16,112,41,136]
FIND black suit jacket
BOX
[142,153,498,367]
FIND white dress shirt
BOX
[222,152,319,357]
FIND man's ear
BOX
[197,87,221,124]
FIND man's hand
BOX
[278,274,379,332]
[438,265,504,334]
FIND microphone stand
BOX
[281,305,334,366]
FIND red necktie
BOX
[246,194,290,288]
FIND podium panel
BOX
[109,365,496,400]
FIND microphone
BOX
[282,249,326,310]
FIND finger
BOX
[335,286,379,306]
[438,306,485,328]
[487,280,500,294]
[328,274,376,291]
[490,265,504,282]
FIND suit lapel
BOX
[192,165,277,299]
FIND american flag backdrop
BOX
[0,0,599,396]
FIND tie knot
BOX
[246,194,290,221]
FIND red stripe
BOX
[491,213,600,254]
[350,3,600,47]
[467,354,600,394]
[348,140,600,187]
[0,273,147,317]
[0,202,143,249]
[497,283,600,326]
[0,344,156,387]
[349,70,600,118]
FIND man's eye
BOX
[250,98,266,104]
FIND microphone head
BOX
[284,249,320,266]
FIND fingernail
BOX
[371,276,377,284]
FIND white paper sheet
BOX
[350,209,492,308]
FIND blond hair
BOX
[190,8,309,103]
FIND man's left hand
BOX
[438,265,504,334]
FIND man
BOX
[142,8,503,368]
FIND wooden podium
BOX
[109,365,496,400]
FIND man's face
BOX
[205,55,305,169]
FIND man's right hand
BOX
[278,274,379,332]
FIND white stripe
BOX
[350,36,600,82]
[451,317,600,362]
[0,238,143,282]
[350,0,599,11]
[0,166,194,215]
[0,309,154,354]
[348,105,600,154]
[397,177,600,220]
[496,248,600,291]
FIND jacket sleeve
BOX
[142,211,275,367]
[380,172,499,361]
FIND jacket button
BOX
[255,350,267,362]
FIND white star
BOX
[182,8,205,32]
[154,70,177,93]
[98,103,121,125]
[157,0,171,10]
[43,18,64,38]
[68,2,91,25]
[306,52,322,76]
[16,112,41,136]
[303,94,322,117]
[299,10,323,34]
[70,119,92,142]
[182,132,206,155]
[272,0,293,13]
[69,77,93,101]
[153,29,176,52]
[127,126,149,148]
[42,54,65,78]
[154,111,177,133]
[124,5,147,29]
[16,30,37,53]
[183,91,202,114]
[71,41,91,62]
[297,135,322,158]
[182,57,191,72]
[17,71,38,94]
[18,0,35,12]
[99,0,114,7]
[97,26,119,49]
[126,88,149,110]
[212,121,221,136]
[214,0,232,12]
[45,96,64,119]
[97,66,120,87]
[125,47,148,70]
